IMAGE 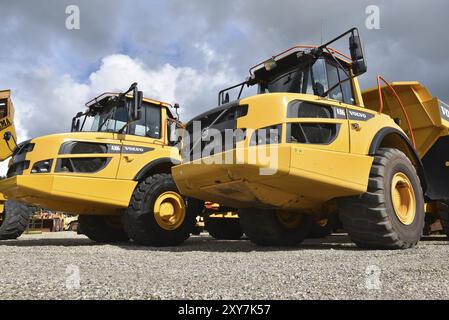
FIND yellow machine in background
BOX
[0,90,32,240]
[0,83,202,246]
[173,28,449,249]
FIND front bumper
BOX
[0,174,137,215]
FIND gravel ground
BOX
[0,232,448,300]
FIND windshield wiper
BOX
[320,76,354,99]
[98,109,115,132]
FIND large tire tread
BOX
[339,148,424,250]
[0,200,32,240]
[123,173,200,246]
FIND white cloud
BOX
[9,44,237,142]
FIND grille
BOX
[7,141,34,177]
[183,102,248,161]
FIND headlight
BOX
[31,159,53,173]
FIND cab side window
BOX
[0,99,8,119]
[312,58,355,105]
[133,103,161,138]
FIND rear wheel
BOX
[123,173,200,246]
[0,200,32,240]
[239,208,312,246]
[339,148,424,249]
[205,214,244,240]
[78,215,128,243]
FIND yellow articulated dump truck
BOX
[172,27,449,249]
[0,83,202,246]
[0,90,32,240]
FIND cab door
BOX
[287,57,369,189]
[0,90,17,161]
[116,103,170,180]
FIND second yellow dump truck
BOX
[172,28,449,249]
[0,84,201,246]
[0,90,32,240]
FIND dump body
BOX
[0,90,17,161]
[363,82,449,200]
[362,82,449,157]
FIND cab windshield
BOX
[81,102,161,138]
[259,58,355,105]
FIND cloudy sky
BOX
[1,0,448,141]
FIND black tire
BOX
[339,148,425,249]
[123,173,200,246]
[239,208,312,246]
[0,200,32,240]
[78,215,129,243]
[205,215,244,240]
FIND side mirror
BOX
[222,92,230,105]
[168,121,179,145]
[129,89,143,121]
[349,32,367,76]
[71,118,80,132]
[352,60,367,76]
[349,34,363,60]
[313,82,325,96]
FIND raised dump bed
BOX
[363,82,449,200]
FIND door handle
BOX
[351,123,361,131]
[124,155,134,162]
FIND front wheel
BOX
[0,200,32,240]
[123,174,200,246]
[339,148,425,249]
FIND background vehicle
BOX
[173,28,449,249]
[0,89,32,240]
[0,84,201,246]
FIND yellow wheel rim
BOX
[276,210,303,229]
[391,172,416,225]
[153,191,186,230]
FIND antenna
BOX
[320,19,326,45]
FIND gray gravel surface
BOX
[0,232,448,300]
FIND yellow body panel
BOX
[0,175,136,215]
[173,93,384,213]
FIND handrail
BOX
[249,45,352,75]
[376,75,416,148]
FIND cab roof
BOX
[250,45,352,81]
[85,92,175,118]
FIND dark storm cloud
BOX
[0,0,448,139]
